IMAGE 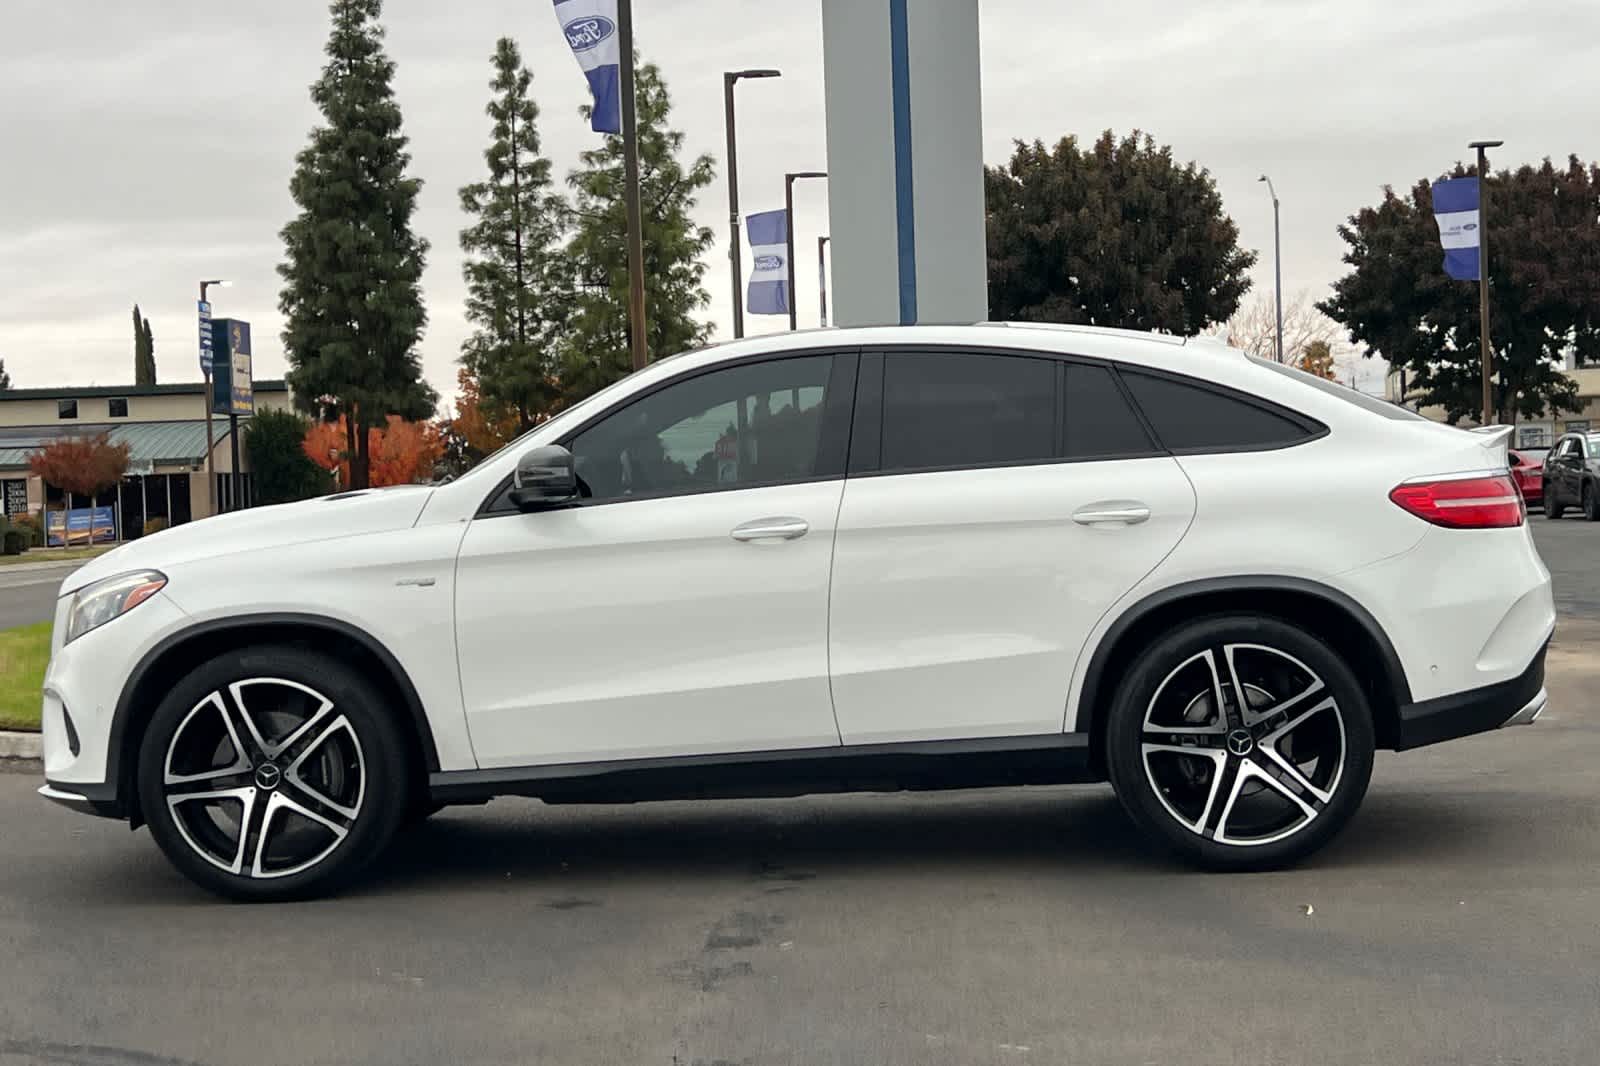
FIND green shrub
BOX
[246,408,331,504]
[143,516,169,537]
[2,530,27,555]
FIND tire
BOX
[1585,483,1600,522]
[137,645,409,901]
[1544,487,1563,519]
[1105,615,1375,871]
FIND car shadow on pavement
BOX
[353,783,1522,898]
[362,787,1169,893]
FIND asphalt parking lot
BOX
[0,524,1596,1066]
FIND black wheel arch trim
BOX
[1073,575,1413,734]
[100,612,441,817]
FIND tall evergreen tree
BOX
[0,359,12,390]
[459,37,567,432]
[132,304,156,385]
[562,58,715,400]
[278,0,435,489]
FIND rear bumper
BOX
[1394,642,1548,751]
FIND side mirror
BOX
[509,445,578,511]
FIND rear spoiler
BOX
[1474,425,1514,467]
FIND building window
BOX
[57,399,78,420]
[108,397,129,418]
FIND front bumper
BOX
[1394,641,1548,751]
[37,782,124,819]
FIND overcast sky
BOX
[2,0,1595,404]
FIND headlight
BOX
[64,570,167,645]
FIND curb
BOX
[0,557,92,575]
[0,730,42,760]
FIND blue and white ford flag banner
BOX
[746,209,790,315]
[554,0,620,135]
[1432,176,1481,281]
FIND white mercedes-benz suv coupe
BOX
[38,324,1553,900]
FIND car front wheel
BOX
[1105,615,1375,870]
[1545,487,1563,519]
[137,645,409,901]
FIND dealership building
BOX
[0,380,291,538]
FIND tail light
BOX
[1389,473,1524,529]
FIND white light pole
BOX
[1257,176,1284,363]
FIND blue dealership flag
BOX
[554,0,620,134]
[746,209,790,315]
[1432,177,1481,281]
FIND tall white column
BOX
[819,0,987,327]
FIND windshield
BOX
[1246,355,1427,421]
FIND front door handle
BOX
[1072,501,1152,526]
[731,516,810,542]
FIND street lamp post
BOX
[198,278,230,515]
[784,171,828,331]
[1257,175,1284,363]
[818,235,831,328]
[1470,139,1504,426]
[722,68,781,340]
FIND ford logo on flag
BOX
[1462,222,1478,231]
[564,16,615,51]
[754,254,784,271]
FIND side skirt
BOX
[430,734,1101,805]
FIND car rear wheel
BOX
[1105,615,1375,870]
[137,645,408,901]
[1544,487,1563,519]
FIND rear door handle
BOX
[1072,501,1151,526]
[731,517,810,542]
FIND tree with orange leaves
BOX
[304,415,443,488]
[29,431,130,510]
[450,367,519,455]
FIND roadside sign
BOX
[198,300,214,374]
[228,320,254,415]
[209,318,254,416]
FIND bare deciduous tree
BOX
[1215,290,1342,363]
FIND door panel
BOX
[455,481,846,767]
[827,458,1195,744]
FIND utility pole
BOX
[723,68,781,340]
[784,171,827,331]
[198,278,229,516]
[1257,175,1284,363]
[617,0,648,372]
[818,235,831,328]
[1470,139,1504,426]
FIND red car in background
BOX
[1510,448,1548,510]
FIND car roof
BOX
[673,323,1232,377]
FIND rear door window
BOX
[879,350,1057,472]
[1120,369,1323,453]
[1063,363,1159,459]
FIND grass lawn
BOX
[0,545,114,567]
[0,622,51,731]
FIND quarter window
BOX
[1064,364,1157,459]
[1120,370,1319,452]
[880,351,1056,472]
[567,355,841,503]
